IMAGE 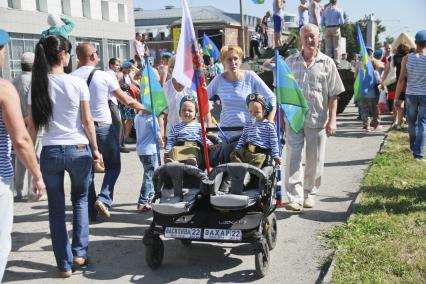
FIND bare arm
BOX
[381,60,391,87]
[326,96,338,136]
[80,101,102,163]
[394,55,407,107]
[1,81,45,197]
[113,88,145,111]
[267,106,277,122]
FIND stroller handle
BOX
[208,162,268,181]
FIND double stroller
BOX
[143,137,279,277]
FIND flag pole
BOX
[144,57,162,165]
[192,46,211,174]
[275,49,283,206]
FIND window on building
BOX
[159,32,165,41]
[107,40,130,65]
[82,0,90,18]
[101,1,107,20]
[118,3,126,22]
[61,0,70,15]
[7,0,13,8]
[148,33,154,41]
[7,33,41,79]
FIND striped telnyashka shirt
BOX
[207,70,276,131]
[285,51,345,129]
[235,121,279,159]
[165,122,212,153]
[406,53,426,96]
[0,111,13,178]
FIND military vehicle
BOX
[246,37,355,115]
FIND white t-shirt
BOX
[106,69,119,105]
[71,66,120,124]
[163,78,196,135]
[28,74,90,146]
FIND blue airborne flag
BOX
[356,23,377,96]
[202,33,220,61]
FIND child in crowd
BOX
[134,110,163,212]
[164,95,212,167]
[359,59,382,132]
[230,93,281,168]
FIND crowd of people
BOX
[0,1,425,280]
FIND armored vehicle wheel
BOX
[145,237,164,269]
[265,213,277,250]
[254,240,270,277]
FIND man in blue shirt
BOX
[321,0,344,66]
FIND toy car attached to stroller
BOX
[143,157,278,277]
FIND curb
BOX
[318,130,390,283]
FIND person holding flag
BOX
[283,24,344,212]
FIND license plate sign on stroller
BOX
[203,229,242,241]
[164,227,202,239]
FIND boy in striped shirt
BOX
[164,95,212,167]
[230,93,281,168]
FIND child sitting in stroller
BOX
[164,94,212,167]
[230,93,281,168]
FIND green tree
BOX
[340,14,387,61]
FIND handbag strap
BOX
[86,68,99,86]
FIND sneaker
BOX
[120,146,130,153]
[285,202,303,211]
[303,196,315,208]
[395,125,402,130]
[137,203,152,212]
[59,270,72,278]
[94,200,110,218]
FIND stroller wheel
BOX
[180,239,192,247]
[265,213,277,250]
[145,237,164,269]
[254,239,270,277]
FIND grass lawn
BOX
[325,129,426,283]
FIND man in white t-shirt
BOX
[72,43,144,221]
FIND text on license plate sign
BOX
[164,227,202,239]
[203,229,242,241]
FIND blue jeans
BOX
[0,176,13,282]
[40,145,92,272]
[89,124,121,219]
[138,154,158,205]
[405,95,426,158]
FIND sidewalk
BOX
[3,104,390,284]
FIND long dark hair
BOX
[31,35,71,130]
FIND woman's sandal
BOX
[73,256,89,268]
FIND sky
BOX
[135,0,426,42]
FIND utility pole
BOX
[239,0,246,57]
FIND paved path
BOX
[3,104,390,284]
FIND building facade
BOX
[0,0,135,80]
[134,6,300,60]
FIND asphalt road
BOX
[3,104,390,284]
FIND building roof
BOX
[134,6,243,27]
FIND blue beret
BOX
[246,93,273,113]
[415,30,426,43]
[122,61,133,69]
[373,49,383,59]
[0,29,10,46]
[179,94,198,113]
[366,46,374,53]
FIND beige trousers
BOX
[284,124,327,204]
[325,27,341,64]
